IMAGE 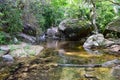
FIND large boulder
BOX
[105,18,120,37]
[58,19,93,40]
[83,33,114,49]
[46,27,60,39]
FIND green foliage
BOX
[30,1,65,30]
[0,0,120,44]
[30,0,90,31]
[0,32,8,44]
[96,1,116,32]
[0,1,23,35]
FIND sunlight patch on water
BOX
[66,52,102,58]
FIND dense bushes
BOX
[96,1,117,32]
[0,1,23,34]
[0,0,120,44]
[29,0,120,33]
[0,31,9,44]
[0,1,23,44]
[30,1,65,30]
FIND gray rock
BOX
[105,18,120,38]
[83,33,114,49]
[104,39,115,47]
[0,0,5,3]
[2,54,14,62]
[39,33,46,42]
[109,45,120,52]
[0,46,10,51]
[45,27,62,40]
[13,37,18,44]
[106,18,120,33]
[58,18,93,40]
[18,33,36,43]
[46,27,58,37]
[102,59,120,67]
[83,34,105,48]
[59,19,78,31]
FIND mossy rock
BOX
[59,19,93,40]
[105,18,120,37]
[106,18,120,33]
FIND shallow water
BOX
[0,40,119,80]
[44,40,118,80]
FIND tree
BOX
[84,0,98,33]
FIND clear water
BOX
[43,40,118,80]
[0,40,119,80]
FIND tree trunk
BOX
[91,0,98,34]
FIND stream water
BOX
[0,40,119,80]
[42,40,118,80]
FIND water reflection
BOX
[44,40,118,80]
[0,40,118,80]
[46,39,58,49]
[84,48,104,55]
[45,40,118,64]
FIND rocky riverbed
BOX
[0,40,120,80]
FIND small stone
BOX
[2,54,14,62]
[0,46,10,51]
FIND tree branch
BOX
[109,0,120,6]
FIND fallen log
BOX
[57,64,102,68]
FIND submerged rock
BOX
[111,65,120,80]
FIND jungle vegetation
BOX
[0,0,120,44]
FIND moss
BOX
[65,19,91,29]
